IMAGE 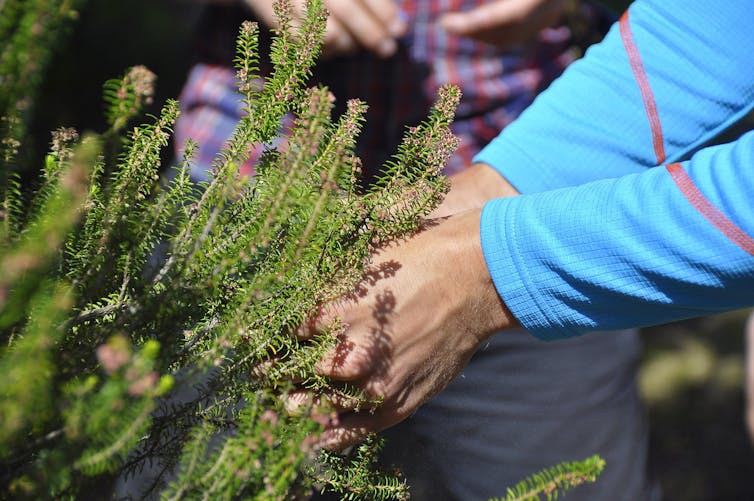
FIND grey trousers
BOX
[380,328,660,500]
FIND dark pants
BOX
[379,328,659,500]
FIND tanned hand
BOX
[299,162,520,450]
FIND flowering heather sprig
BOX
[103,65,157,134]
[105,99,176,223]
[490,455,606,501]
[50,127,80,161]
[362,83,459,243]
[0,136,21,165]
[96,335,131,374]
[435,84,462,123]
[342,98,367,141]
[0,116,22,165]
[0,0,84,146]
[273,0,295,30]
[416,84,461,174]
[0,137,94,331]
[295,0,328,65]
[234,21,262,99]
[290,86,334,158]
[126,65,156,105]
[270,0,295,65]
[264,0,325,112]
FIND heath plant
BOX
[0,1,602,499]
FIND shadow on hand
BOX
[352,260,401,298]
[328,286,397,381]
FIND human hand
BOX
[300,208,519,449]
[431,162,520,218]
[440,0,568,48]
[243,0,407,58]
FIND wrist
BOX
[461,162,519,200]
[434,162,519,218]
[443,208,520,343]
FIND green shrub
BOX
[0,1,602,498]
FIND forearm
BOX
[474,0,754,193]
[481,133,754,340]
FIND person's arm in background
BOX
[304,0,754,449]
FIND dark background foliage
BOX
[25,1,754,499]
[26,0,200,179]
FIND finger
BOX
[441,2,517,36]
[361,0,407,38]
[295,303,342,340]
[283,393,342,431]
[282,389,318,415]
[316,336,380,381]
[326,0,398,57]
[250,358,276,379]
[321,16,359,57]
[284,388,370,415]
[251,357,313,387]
[316,407,394,451]
[295,314,324,340]
[317,421,371,451]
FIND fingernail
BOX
[377,38,397,58]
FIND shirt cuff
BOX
[480,197,581,341]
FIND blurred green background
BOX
[640,311,754,500]
[27,1,754,499]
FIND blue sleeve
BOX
[475,0,754,339]
[473,0,754,192]
[481,135,754,340]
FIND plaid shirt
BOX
[176,1,611,180]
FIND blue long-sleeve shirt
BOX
[474,0,754,340]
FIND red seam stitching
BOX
[619,10,667,165]
[666,163,754,256]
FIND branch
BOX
[68,303,128,327]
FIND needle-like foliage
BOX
[0,0,454,498]
[0,1,604,499]
[490,455,606,501]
